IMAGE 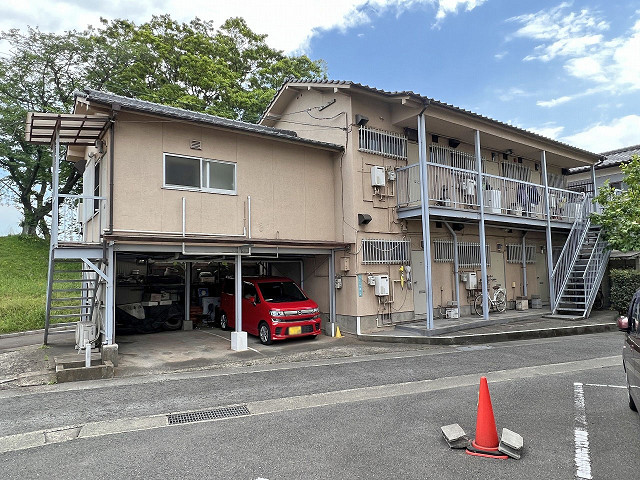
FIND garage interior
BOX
[114,250,331,338]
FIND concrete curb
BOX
[357,322,618,345]
[0,324,75,340]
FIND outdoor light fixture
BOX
[358,213,372,225]
[448,138,461,149]
[355,114,369,126]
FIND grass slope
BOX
[0,235,49,334]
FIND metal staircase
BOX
[551,195,609,317]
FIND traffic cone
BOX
[335,326,342,338]
[466,376,508,459]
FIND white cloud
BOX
[529,124,565,139]
[510,4,640,99]
[561,115,640,153]
[0,0,486,54]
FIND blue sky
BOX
[1,0,639,234]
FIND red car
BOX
[219,276,322,345]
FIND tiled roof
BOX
[568,144,640,174]
[261,79,602,161]
[75,88,344,152]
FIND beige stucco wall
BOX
[108,112,338,243]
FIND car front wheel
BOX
[259,322,272,345]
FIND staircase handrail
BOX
[551,193,591,311]
[581,231,610,318]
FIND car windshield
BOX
[258,281,307,303]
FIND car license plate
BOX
[288,326,301,335]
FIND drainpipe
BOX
[108,114,117,234]
[475,130,489,320]
[521,231,528,297]
[418,102,434,329]
[590,165,597,198]
[443,222,460,313]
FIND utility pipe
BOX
[521,231,528,297]
[443,222,460,313]
[591,165,597,197]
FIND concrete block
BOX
[231,331,248,351]
[499,428,524,459]
[441,423,470,449]
[55,360,114,383]
[182,320,193,331]
[101,343,119,367]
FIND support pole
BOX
[231,252,247,351]
[521,231,528,297]
[185,262,191,323]
[329,249,337,336]
[104,244,115,344]
[44,130,61,345]
[418,113,434,329]
[541,150,555,310]
[475,130,489,320]
[443,222,460,313]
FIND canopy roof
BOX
[25,112,111,146]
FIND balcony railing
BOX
[396,162,584,223]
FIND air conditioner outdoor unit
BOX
[371,166,386,187]
[374,275,390,296]
[466,272,478,290]
[75,321,96,350]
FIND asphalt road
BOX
[2,332,639,479]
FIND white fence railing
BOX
[358,125,408,160]
[395,162,582,224]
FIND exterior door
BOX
[535,252,550,304]
[411,250,427,316]
[490,251,506,292]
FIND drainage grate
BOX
[167,405,250,425]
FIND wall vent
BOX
[190,140,202,150]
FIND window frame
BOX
[163,152,237,196]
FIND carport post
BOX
[329,249,337,336]
[475,129,489,321]
[522,232,528,297]
[541,150,555,311]
[231,252,248,351]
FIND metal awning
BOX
[25,112,110,146]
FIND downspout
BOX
[521,231,528,297]
[108,114,117,234]
[443,222,460,313]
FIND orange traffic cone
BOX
[466,376,508,459]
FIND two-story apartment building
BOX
[26,79,607,359]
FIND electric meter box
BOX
[371,166,386,187]
[466,272,478,290]
[374,275,390,296]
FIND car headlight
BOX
[311,307,319,314]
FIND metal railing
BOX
[358,125,408,160]
[395,161,582,224]
[57,194,106,244]
[550,194,593,311]
[582,230,610,317]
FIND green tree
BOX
[0,17,325,236]
[592,154,640,251]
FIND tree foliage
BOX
[0,16,325,236]
[591,154,640,251]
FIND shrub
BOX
[609,268,640,314]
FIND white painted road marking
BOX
[0,355,620,455]
[584,383,626,389]
[197,329,263,354]
[574,382,592,480]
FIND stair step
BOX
[50,305,92,310]
[50,297,88,302]
[52,288,96,292]
[50,313,91,318]
[54,269,98,274]
[52,278,96,283]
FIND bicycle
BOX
[474,277,507,316]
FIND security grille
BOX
[362,239,410,264]
[167,405,250,425]
[501,162,531,182]
[358,125,407,160]
[433,240,491,267]
[567,180,595,195]
[506,244,536,264]
[430,144,487,171]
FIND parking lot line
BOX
[574,382,593,480]
[197,329,263,355]
[584,383,625,389]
